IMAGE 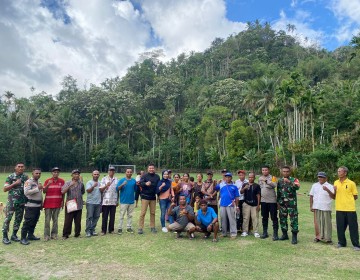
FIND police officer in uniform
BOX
[2,162,29,245]
[20,168,43,245]
[277,165,300,244]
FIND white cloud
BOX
[273,9,324,48]
[330,0,360,24]
[290,0,316,8]
[139,0,246,58]
[0,0,152,97]
[0,0,246,97]
[329,0,360,43]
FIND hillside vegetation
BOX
[1,22,360,180]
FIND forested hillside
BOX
[1,22,360,180]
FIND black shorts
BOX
[199,223,213,232]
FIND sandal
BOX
[313,238,320,243]
[188,232,195,240]
[203,232,211,239]
[212,238,218,242]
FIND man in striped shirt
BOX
[43,167,65,241]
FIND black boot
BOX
[260,226,269,239]
[272,228,279,241]
[20,233,30,245]
[291,232,298,245]
[2,232,11,245]
[10,230,20,242]
[279,230,289,240]
[28,233,40,241]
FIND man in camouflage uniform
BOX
[277,165,300,244]
[2,162,29,245]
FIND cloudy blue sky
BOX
[1,0,359,97]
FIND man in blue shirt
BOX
[196,199,219,242]
[215,172,240,239]
[116,168,137,234]
[85,170,101,237]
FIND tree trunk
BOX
[292,151,296,168]
[311,111,315,151]
[158,138,161,169]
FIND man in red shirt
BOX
[42,167,65,241]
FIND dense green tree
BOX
[2,22,360,178]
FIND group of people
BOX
[1,162,359,250]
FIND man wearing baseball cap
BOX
[215,172,240,239]
[42,167,65,241]
[219,169,228,187]
[309,172,335,244]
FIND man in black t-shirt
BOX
[138,164,160,234]
[240,173,261,238]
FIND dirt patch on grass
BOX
[3,251,150,280]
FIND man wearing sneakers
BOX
[116,168,137,235]
[235,170,248,232]
[138,163,160,234]
[85,170,101,237]
[100,166,118,235]
[215,172,239,239]
[241,172,261,238]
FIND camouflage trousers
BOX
[2,203,25,234]
[279,201,298,233]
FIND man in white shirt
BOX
[309,172,335,244]
[100,166,118,235]
[235,170,248,232]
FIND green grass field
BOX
[0,172,359,280]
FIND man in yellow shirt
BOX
[334,166,360,250]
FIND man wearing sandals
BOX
[167,195,196,239]
[195,199,219,242]
[309,172,335,244]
